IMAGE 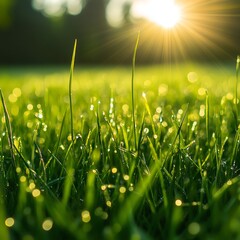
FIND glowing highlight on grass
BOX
[123,175,129,181]
[5,217,15,227]
[106,201,112,207]
[20,176,27,183]
[119,186,126,194]
[111,167,118,174]
[42,219,53,231]
[81,210,91,223]
[32,189,41,198]
[29,182,36,190]
[175,199,182,206]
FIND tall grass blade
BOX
[131,32,140,151]
[235,55,240,128]
[69,39,77,144]
[205,90,209,146]
[0,89,15,167]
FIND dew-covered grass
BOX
[0,57,240,240]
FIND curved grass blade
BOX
[0,89,15,167]
[69,39,77,143]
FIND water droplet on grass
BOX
[111,167,118,174]
[106,200,112,207]
[5,217,15,227]
[32,189,41,198]
[20,176,27,183]
[27,104,33,111]
[123,175,129,181]
[90,104,94,111]
[175,199,182,206]
[227,180,232,186]
[81,210,91,223]
[119,186,126,194]
[143,128,149,134]
[29,182,36,190]
[42,219,53,231]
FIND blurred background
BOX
[0,0,240,65]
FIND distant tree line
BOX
[0,0,240,65]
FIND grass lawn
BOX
[0,60,240,240]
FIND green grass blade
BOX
[212,177,240,201]
[235,55,240,127]
[45,110,67,169]
[142,93,156,135]
[162,105,188,167]
[131,32,140,151]
[0,89,15,167]
[205,90,209,146]
[69,39,77,143]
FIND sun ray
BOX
[129,0,240,63]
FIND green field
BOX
[1,60,240,240]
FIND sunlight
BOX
[32,0,83,16]
[133,0,182,29]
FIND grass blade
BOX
[131,32,140,151]
[69,39,77,143]
[162,105,189,167]
[235,55,240,128]
[205,90,209,146]
[0,89,15,167]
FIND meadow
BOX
[0,55,240,239]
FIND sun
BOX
[133,0,182,29]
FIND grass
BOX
[0,48,240,239]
